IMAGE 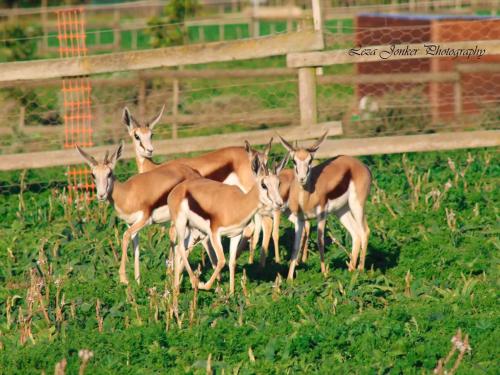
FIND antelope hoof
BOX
[119,275,129,285]
[197,282,209,290]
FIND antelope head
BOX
[278,132,328,186]
[76,141,124,201]
[247,141,287,210]
[122,106,164,159]
[245,137,273,169]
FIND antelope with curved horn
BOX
[257,162,313,268]
[278,132,372,279]
[123,107,275,263]
[168,150,287,294]
[76,141,201,285]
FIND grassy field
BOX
[0,147,498,374]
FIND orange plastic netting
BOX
[57,8,94,202]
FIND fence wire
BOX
[0,0,499,195]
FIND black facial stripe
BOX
[138,138,146,151]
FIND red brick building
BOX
[356,13,500,121]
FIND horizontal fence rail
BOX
[288,40,500,67]
[0,123,342,171]
[315,130,500,159]
[0,31,324,83]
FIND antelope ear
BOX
[108,141,124,169]
[244,140,253,155]
[250,154,261,177]
[122,107,138,131]
[263,137,273,156]
[147,105,165,130]
[278,134,295,153]
[275,153,289,175]
[76,145,98,167]
[307,131,328,153]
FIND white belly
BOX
[116,207,144,225]
[326,183,351,213]
[223,172,246,192]
[219,223,247,238]
[151,205,170,224]
[182,199,211,234]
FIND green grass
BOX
[0,148,498,373]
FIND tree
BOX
[146,0,198,48]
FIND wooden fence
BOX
[2,0,498,54]
[4,63,497,138]
[0,0,499,170]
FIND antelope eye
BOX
[134,134,140,141]
[261,181,267,190]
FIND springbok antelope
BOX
[123,106,275,264]
[76,141,201,285]
[168,152,287,294]
[278,132,372,280]
[259,168,312,268]
[123,106,164,173]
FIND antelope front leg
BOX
[176,228,199,289]
[249,214,262,264]
[317,213,327,274]
[236,222,254,259]
[287,214,304,281]
[300,221,311,263]
[132,233,140,284]
[229,234,242,295]
[272,210,281,263]
[198,232,226,291]
[120,216,149,285]
[259,216,273,268]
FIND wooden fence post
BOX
[113,9,121,51]
[298,67,317,127]
[297,0,322,127]
[172,79,179,139]
[18,106,26,131]
[41,0,49,55]
[131,30,138,50]
[138,75,147,118]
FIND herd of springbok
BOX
[76,106,372,295]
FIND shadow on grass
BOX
[364,241,401,272]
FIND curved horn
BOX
[275,152,289,175]
[147,105,165,130]
[108,140,124,168]
[76,145,98,167]
[307,131,328,153]
[264,137,273,156]
[278,134,295,153]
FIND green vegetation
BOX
[0,148,498,373]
